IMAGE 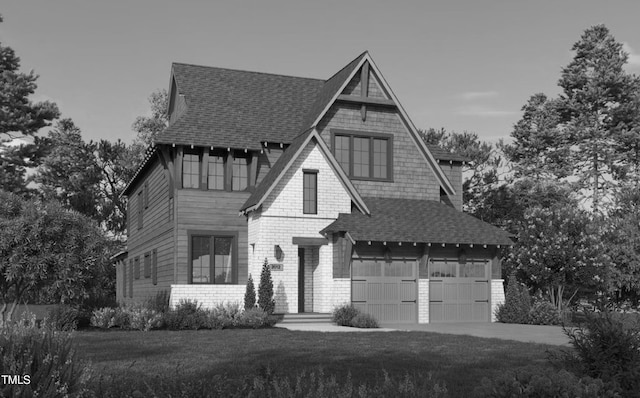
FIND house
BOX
[116,51,513,323]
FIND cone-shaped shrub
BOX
[244,274,256,310]
[258,258,275,314]
[496,272,531,324]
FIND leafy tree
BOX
[0,191,111,326]
[131,89,168,161]
[32,119,102,219]
[258,258,275,314]
[507,205,608,310]
[244,274,256,310]
[603,187,640,304]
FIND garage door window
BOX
[429,259,487,278]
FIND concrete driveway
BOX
[382,322,571,346]
[279,322,571,346]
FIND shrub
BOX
[528,300,561,325]
[44,305,79,331]
[0,324,88,397]
[350,312,379,328]
[244,274,256,310]
[128,305,163,331]
[111,306,130,329]
[236,308,276,329]
[332,304,361,326]
[561,310,640,395]
[258,258,275,314]
[495,272,531,324]
[146,290,171,313]
[164,299,209,330]
[90,307,117,328]
[475,368,615,398]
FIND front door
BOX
[298,248,305,313]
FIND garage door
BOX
[429,258,489,322]
[351,259,417,323]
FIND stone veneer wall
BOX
[491,279,505,322]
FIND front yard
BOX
[75,327,560,397]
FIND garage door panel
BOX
[473,303,489,321]
[429,276,489,322]
[473,282,488,301]
[458,283,473,301]
[430,281,443,301]
[400,282,416,301]
[444,284,458,301]
[352,260,416,323]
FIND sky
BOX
[2,1,640,145]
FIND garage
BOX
[351,258,417,323]
[428,257,490,322]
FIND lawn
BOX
[74,327,563,397]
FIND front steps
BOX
[277,313,332,324]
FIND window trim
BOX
[182,149,201,189]
[134,256,140,279]
[143,252,151,278]
[187,230,239,285]
[302,169,318,215]
[330,129,393,182]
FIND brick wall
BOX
[248,141,352,314]
[491,279,505,322]
[169,284,245,309]
[418,280,429,323]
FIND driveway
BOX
[382,322,571,346]
[279,322,571,346]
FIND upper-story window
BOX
[303,170,318,214]
[332,130,393,181]
[182,147,251,191]
[182,150,200,189]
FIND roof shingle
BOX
[321,197,513,246]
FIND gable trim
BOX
[241,129,370,216]
[310,52,456,197]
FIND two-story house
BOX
[116,51,513,323]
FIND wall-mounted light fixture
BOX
[274,245,283,261]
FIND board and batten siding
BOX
[317,101,441,201]
[175,189,250,285]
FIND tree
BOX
[0,191,111,326]
[257,259,275,314]
[420,128,507,215]
[244,274,256,310]
[131,89,168,161]
[32,119,102,219]
[505,93,571,180]
[507,205,608,311]
[0,15,59,143]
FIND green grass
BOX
[74,328,562,397]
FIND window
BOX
[303,170,317,214]
[143,181,149,209]
[152,249,158,285]
[144,252,151,278]
[137,191,143,230]
[134,256,140,279]
[232,153,249,191]
[190,234,236,284]
[331,131,392,181]
[428,258,487,279]
[182,151,200,188]
[208,149,225,190]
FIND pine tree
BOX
[244,274,256,310]
[257,258,275,314]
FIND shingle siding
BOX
[317,103,440,201]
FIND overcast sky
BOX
[2,1,640,144]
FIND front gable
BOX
[312,54,456,202]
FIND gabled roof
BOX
[240,129,369,215]
[155,63,325,149]
[321,197,513,246]
[426,144,468,163]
